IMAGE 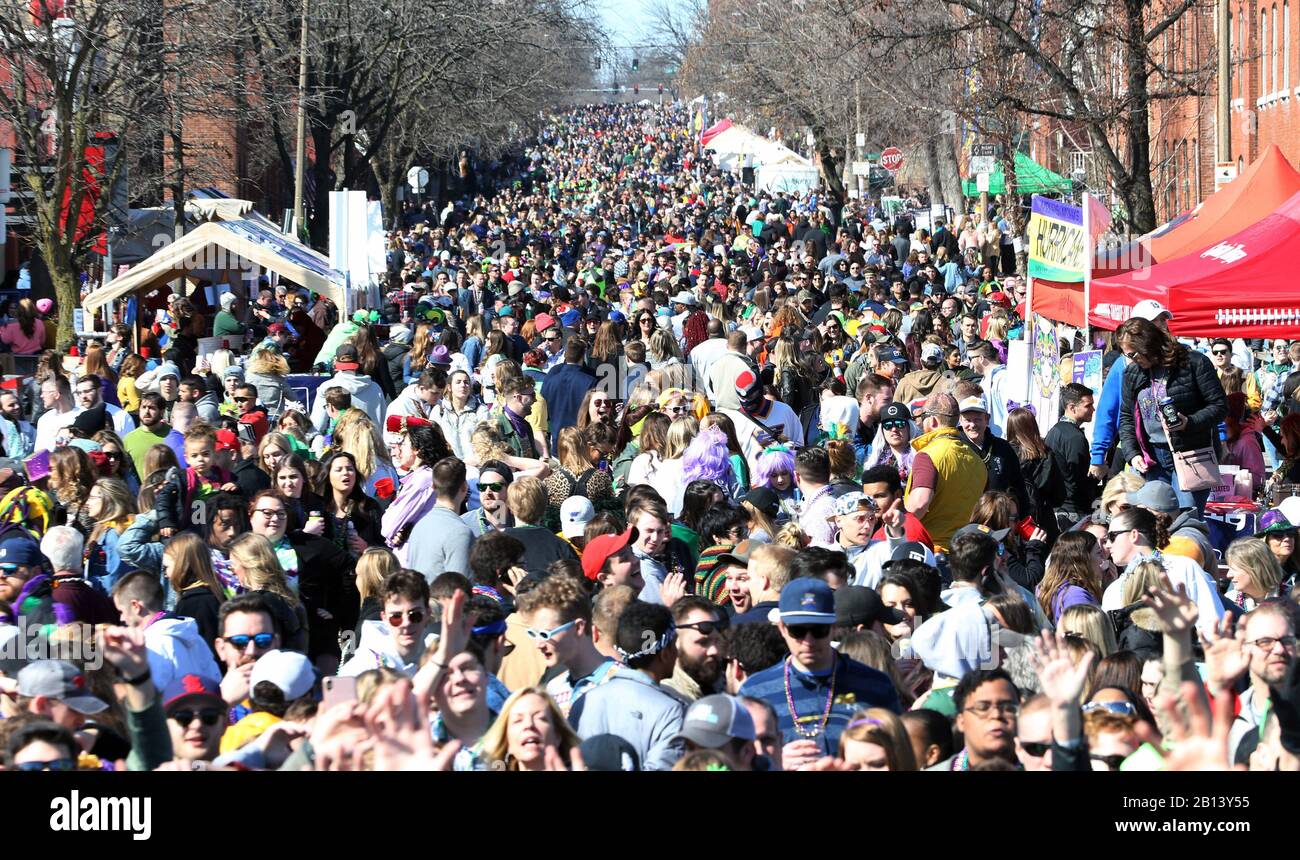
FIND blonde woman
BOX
[164,532,226,650]
[257,432,295,482]
[1099,472,1145,522]
[116,354,147,417]
[84,477,137,595]
[332,411,400,500]
[245,346,291,419]
[349,547,401,657]
[544,426,614,511]
[227,532,309,653]
[480,687,581,772]
[648,416,698,506]
[648,328,682,370]
[1224,537,1287,611]
[1059,604,1118,657]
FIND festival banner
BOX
[1027,195,1086,282]
[1028,313,1063,435]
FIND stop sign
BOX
[880,147,904,171]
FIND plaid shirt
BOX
[387,288,418,320]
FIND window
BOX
[1273,4,1280,93]
[1262,9,1269,96]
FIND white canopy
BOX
[83,218,346,312]
[704,124,813,171]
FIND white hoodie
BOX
[1102,553,1225,634]
[338,620,425,678]
[144,615,221,693]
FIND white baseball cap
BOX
[560,496,596,539]
[958,395,989,415]
[250,649,316,702]
[1131,299,1173,321]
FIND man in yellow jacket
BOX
[904,392,987,556]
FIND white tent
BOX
[756,162,821,195]
[704,124,814,172]
[83,217,347,312]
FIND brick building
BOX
[1151,0,1300,225]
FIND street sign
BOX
[880,147,904,171]
[855,133,866,148]
[1215,161,1238,190]
[406,166,429,191]
[970,155,995,175]
[976,172,991,193]
[972,143,998,158]
[852,161,872,176]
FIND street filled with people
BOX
[2,102,1299,775]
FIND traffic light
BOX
[632,58,639,71]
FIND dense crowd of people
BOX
[1,102,1299,774]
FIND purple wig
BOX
[682,425,734,487]
[754,445,796,489]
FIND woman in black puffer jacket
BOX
[1117,317,1227,515]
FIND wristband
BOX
[122,669,152,686]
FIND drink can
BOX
[1158,397,1180,426]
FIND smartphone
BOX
[321,676,356,710]
[1016,516,1038,541]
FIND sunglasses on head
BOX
[387,608,426,627]
[170,708,224,727]
[1081,700,1137,717]
[786,624,831,640]
[225,633,275,650]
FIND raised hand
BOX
[364,679,457,771]
[99,626,149,680]
[881,498,906,535]
[1144,681,1236,772]
[1142,572,1199,637]
[1030,631,1094,707]
[1200,615,1250,693]
[661,571,687,608]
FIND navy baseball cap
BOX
[879,402,911,424]
[778,578,837,625]
[0,538,43,568]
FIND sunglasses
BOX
[544,335,561,342]
[225,633,275,650]
[786,624,831,640]
[1019,741,1051,757]
[1090,753,1127,771]
[1102,529,1128,544]
[170,708,224,727]
[478,482,506,493]
[882,420,909,431]
[16,758,76,772]
[387,608,427,627]
[677,619,728,636]
[525,619,578,641]
[1211,349,1229,356]
[1081,700,1137,716]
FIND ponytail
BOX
[1151,511,1173,551]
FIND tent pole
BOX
[1082,192,1092,350]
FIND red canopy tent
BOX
[1089,189,1300,337]
[1032,145,1300,328]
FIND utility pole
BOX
[292,0,310,237]
[1217,0,1231,166]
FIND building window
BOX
[1262,9,1269,96]
[1273,4,1280,94]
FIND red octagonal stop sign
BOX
[880,147,904,171]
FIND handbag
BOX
[1172,445,1221,492]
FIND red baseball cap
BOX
[581,527,639,581]
[215,429,240,453]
